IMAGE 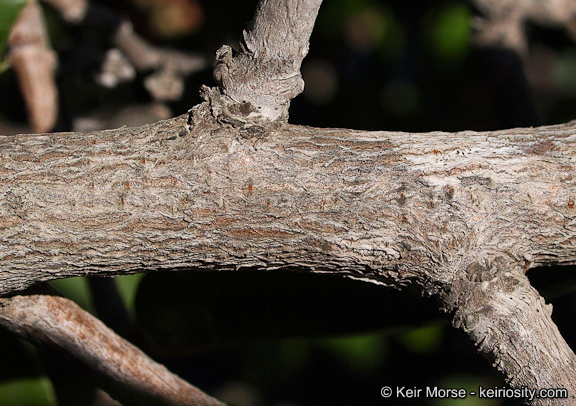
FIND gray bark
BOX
[211,0,323,122]
[2,112,574,288]
[1,103,576,402]
[2,0,576,403]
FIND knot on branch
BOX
[442,255,552,346]
[211,45,304,123]
[194,85,273,140]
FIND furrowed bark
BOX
[447,261,576,404]
[0,290,224,406]
[1,104,576,396]
[1,103,576,400]
[1,109,575,290]
[2,0,576,399]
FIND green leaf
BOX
[49,277,92,310]
[398,323,444,354]
[321,334,387,371]
[426,4,472,66]
[0,378,56,406]
[0,0,29,71]
[114,273,145,317]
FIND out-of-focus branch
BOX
[43,0,207,101]
[8,2,58,133]
[113,20,206,75]
[42,0,88,23]
[471,0,576,54]
[114,21,206,101]
[0,291,225,406]
[6,0,207,133]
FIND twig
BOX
[471,0,576,54]
[0,290,225,406]
[8,2,58,133]
[43,0,207,101]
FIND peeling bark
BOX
[2,0,576,402]
[448,261,576,404]
[1,103,576,398]
[211,0,323,122]
[1,109,574,292]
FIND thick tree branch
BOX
[1,105,576,397]
[2,0,576,399]
[1,111,574,292]
[0,289,224,406]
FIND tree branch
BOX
[3,0,576,399]
[43,0,207,101]
[471,0,576,53]
[445,259,576,404]
[210,0,323,122]
[1,111,574,292]
[0,288,224,406]
[8,2,58,133]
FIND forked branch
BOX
[2,0,576,403]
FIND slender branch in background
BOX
[114,20,207,101]
[5,0,208,133]
[0,290,225,406]
[471,0,576,54]
[43,0,208,101]
[8,2,58,133]
[42,0,89,23]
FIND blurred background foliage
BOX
[1,0,576,405]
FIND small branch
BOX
[43,0,207,101]
[113,21,206,76]
[8,2,58,133]
[471,0,576,54]
[0,290,225,406]
[43,0,89,23]
[112,20,207,101]
[43,0,208,75]
[210,0,323,122]
[446,258,576,404]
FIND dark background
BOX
[1,0,576,405]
